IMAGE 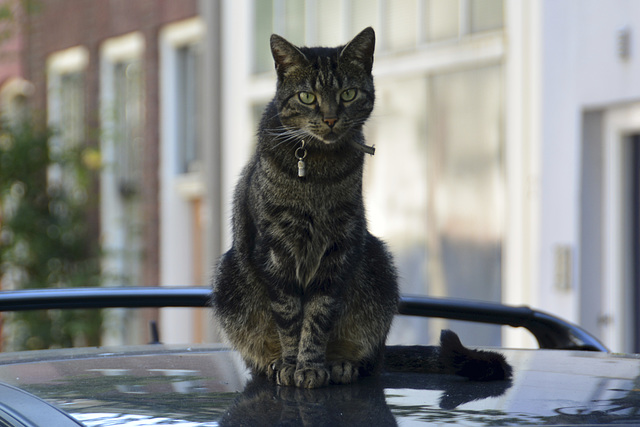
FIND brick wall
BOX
[21,0,198,290]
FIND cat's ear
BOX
[270,34,308,78]
[340,27,375,74]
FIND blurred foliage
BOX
[0,0,42,45]
[0,120,102,351]
[0,1,17,45]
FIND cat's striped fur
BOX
[212,27,511,388]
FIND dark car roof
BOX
[0,344,639,426]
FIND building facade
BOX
[204,0,640,352]
[5,0,202,345]
[2,0,640,353]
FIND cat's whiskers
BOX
[268,127,310,151]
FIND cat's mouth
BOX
[308,127,348,145]
[312,129,375,154]
[321,131,341,143]
[302,125,359,147]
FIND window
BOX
[424,0,459,41]
[426,65,504,344]
[160,18,205,178]
[252,0,505,74]
[47,47,89,185]
[318,0,347,46]
[366,65,504,347]
[158,18,207,345]
[387,0,418,51]
[113,59,144,197]
[109,55,144,285]
[99,32,146,346]
[99,32,145,289]
[58,72,85,148]
[350,0,379,43]
[469,0,504,33]
[176,43,202,174]
[253,0,308,73]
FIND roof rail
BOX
[0,287,608,352]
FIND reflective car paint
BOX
[0,345,639,426]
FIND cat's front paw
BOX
[329,361,359,384]
[268,360,297,386]
[294,364,330,388]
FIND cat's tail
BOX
[383,330,512,381]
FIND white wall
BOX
[537,0,640,350]
[220,0,255,251]
[502,0,543,348]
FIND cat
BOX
[211,27,512,389]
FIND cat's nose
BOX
[323,117,338,128]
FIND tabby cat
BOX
[212,27,511,389]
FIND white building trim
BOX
[159,17,206,344]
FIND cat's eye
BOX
[341,89,357,102]
[298,92,316,104]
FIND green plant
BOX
[0,120,102,350]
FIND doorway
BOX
[627,135,640,352]
[599,104,640,352]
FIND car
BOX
[0,287,638,426]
